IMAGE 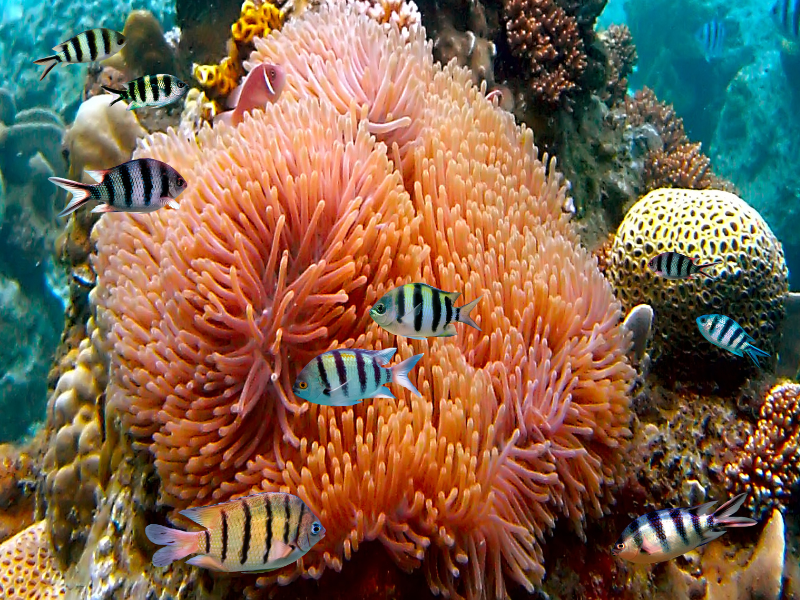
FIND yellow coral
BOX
[193,0,284,100]
[0,521,66,599]
[232,0,284,44]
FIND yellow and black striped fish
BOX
[145,492,325,572]
[102,74,189,110]
[293,348,423,406]
[33,28,125,81]
[369,283,482,339]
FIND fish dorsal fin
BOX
[85,168,108,182]
[372,348,397,365]
[689,500,718,516]
[180,504,220,528]
[398,302,423,326]
[442,291,461,302]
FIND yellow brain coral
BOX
[91,2,634,599]
[0,521,66,599]
[607,188,787,381]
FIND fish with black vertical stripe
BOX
[612,493,757,564]
[33,28,126,81]
[647,251,721,280]
[102,74,189,110]
[48,158,187,217]
[772,0,800,40]
[145,491,325,571]
[369,283,482,339]
[696,314,770,367]
[292,348,423,406]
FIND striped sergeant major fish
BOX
[102,74,189,110]
[33,28,125,81]
[49,158,187,217]
[696,314,770,367]
[695,19,725,61]
[648,251,721,280]
[612,493,757,564]
[292,348,423,406]
[369,283,482,339]
[772,0,800,39]
[145,492,325,572]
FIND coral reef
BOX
[724,382,800,517]
[0,520,66,599]
[84,2,635,599]
[503,0,586,106]
[0,443,37,544]
[192,0,284,102]
[597,24,637,107]
[607,188,788,384]
[118,10,177,78]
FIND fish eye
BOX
[616,543,624,549]
[374,303,385,314]
[311,522,322,535]
[269,68,277,79]
[297,381,308,390]
[176,177,186,187]
[177,80,186,88]
[117,34,126,44]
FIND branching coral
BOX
[598,24,637,107]
[91,3,634,599]
[725,382,800,517]
[503,0,587,106]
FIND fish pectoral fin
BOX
[639,538,662,555]
[167,199,180,210]
[270,540,295,559]
[91,204,116,213]
[186,555,226,571]
[372,386,395,399]
[398,302,423,326]
[321,380,349,397]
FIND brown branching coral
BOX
[91,3,634,599]
[503,0,587,106]
[624,88,734,193]
[598,24,637,107]
[725,382,800,517]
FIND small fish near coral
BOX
[695,20,725,61]
[49,158,187,217]
[648,251,721,280]
[612,493,758,564]
[293,348,423,406]
[696,314,770,367]
[33,28,125,81]
[102,74,189,110]
[370,283,482,339]
[772,0,800,39]
[213,63,286,127]
[145,492,326,572]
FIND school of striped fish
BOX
[29,20,771,579]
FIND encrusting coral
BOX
[0,520,67,599]
[88,2,635,598]
[607,188,788,383]
[724,382,800,517]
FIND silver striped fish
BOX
[648,251,721,280]
[49,158,187,217]
[292,348,423,406]
[696,314,770,367]
[369,283,482,339]
[145,492,325,572]
[695,20,725,61]
[102,74,189,110]
[33,28,125,81]
[612,493,757,564]
[772,0,800,39]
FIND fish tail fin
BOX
[697,259,723,278]
[455,296,482,331]
[711,494,758,528]
[145,524,201,568]
[49,177,94,217]
[744,343,770,368]
[100,85,125,105]
[390,353,423,397]
[33,55,60,81]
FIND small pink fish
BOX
[213,63,285,127]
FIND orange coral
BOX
[503,0,587,105]
[92,3,633,599]
[232,0,284,44]
[0,521,66,599]
[725,382,800,517]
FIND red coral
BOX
[504,0,587,105]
